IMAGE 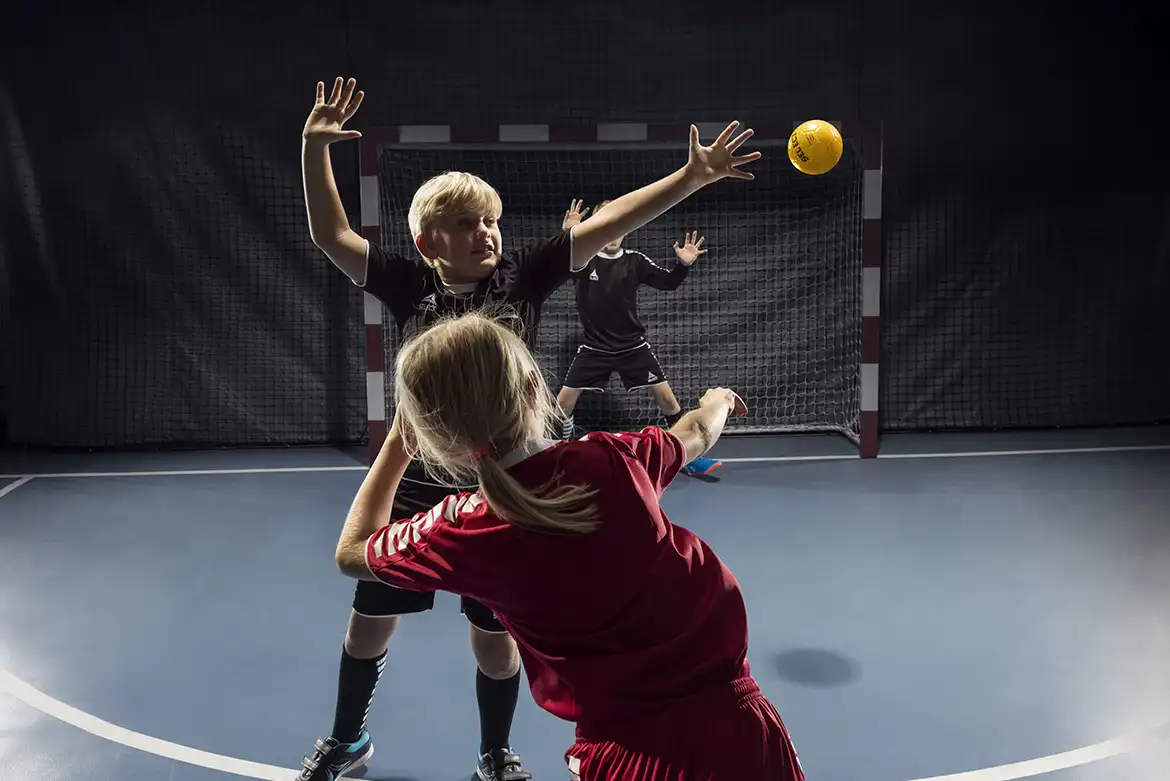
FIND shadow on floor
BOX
[772,648,860,688]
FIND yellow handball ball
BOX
[788,120,843,175]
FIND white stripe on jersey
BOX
[372,492,484,559]
[624,248,672,273]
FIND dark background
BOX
[2,1,1167,451]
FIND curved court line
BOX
[1,665,1166,781]
[0,443,1167,480]
[902,729,1163,781]
[0,667,298,780]
[0,475,34,498]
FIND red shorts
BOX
[564,677,804,781]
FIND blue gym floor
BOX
[2,427,1169,781]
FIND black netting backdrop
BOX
[1,117,366,448]
[881,145,1170,431]
[375,141,865,439]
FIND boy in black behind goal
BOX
[558,199,723,476]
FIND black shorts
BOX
[351,469,506,634]
[352,581,504,633]
[562,342,668,392]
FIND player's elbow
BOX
[310,227,352,254]
[334,545,354,574]
[673,420,713,463]
[314,231,369,284]
[335,544,371,581]
[309,231,334,254]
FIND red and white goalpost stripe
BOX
[358,135,388,464]
[860,123,884,458]
[356,121,883,463]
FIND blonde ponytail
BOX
[476,456,599,534]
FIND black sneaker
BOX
[475,747,532,781]
[298,731,374,780]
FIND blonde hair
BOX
[394,311,600,534]
[408,172,503,264]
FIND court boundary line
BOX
[0,664,1166,781]
[0,475,34,497]
[1,443,1167,480]
[902,727,1166,781]
[2,472,1169,779]
[0,666,296,780]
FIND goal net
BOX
[371,133,865,443]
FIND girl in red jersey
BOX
[334,311,804,781]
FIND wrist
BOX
[699,399,729,415]
[677,164,707,190]
[376,424,413,468]
[681,162,726,193]
[386,425,411,454]
[700,395,734,415]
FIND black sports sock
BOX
[664,410,683,427]
[331,647,386,744]
[561,414,575,440]
[476,668,521,755]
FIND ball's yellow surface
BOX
[788,120,843,175]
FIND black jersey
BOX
[360,230,574,503]
[573,248,690,352]
[365,230,573,348]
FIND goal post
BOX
[356,121,883,462]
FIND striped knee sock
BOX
[331,647,387,744]
[561,414,575,440]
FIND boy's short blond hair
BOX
[408,171,503,260]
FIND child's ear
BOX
[415,233,435,264]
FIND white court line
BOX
[0,664,1165,781]
[0,475,35,497]
[700,443,1170,464]
[0,443,1167,480]
[0,667,298,780]
[877,443,1170,460]
[720,454,858,463]
[903,727,1165,781]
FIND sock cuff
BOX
[342,646,388,663]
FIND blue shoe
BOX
[298,730,373,780]
[682,455,723,476]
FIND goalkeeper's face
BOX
[424,210,504,284]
